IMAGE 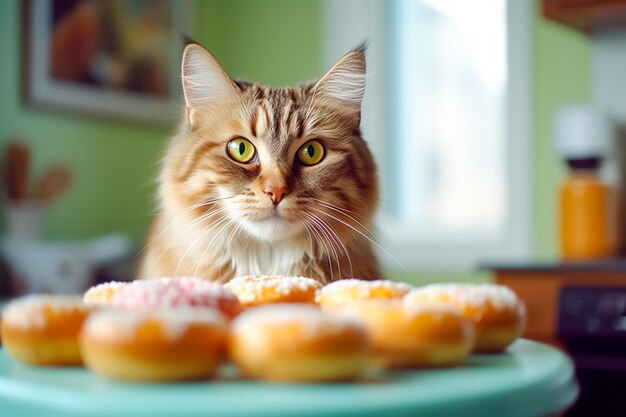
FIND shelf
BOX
[543,0,626,33]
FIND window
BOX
[323,0,532,270]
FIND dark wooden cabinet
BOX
[490,262,626,345]
[491,261,626,417]
[543,0,626,32]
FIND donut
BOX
[80,308,228,382]
[224,275,321,308]
[84,277,242,319]
[317,279,413,309]
[344,301,474,368]
[404,283,526,352]
[228,304,369,382]
[83,281,128,305]
[1,295,90,366]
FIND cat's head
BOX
[162,41,378,244]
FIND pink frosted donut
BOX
[84,278,242,319]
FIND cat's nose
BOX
[265,185,289,205]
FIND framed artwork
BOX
[23,0,193,125]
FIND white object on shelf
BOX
[4,201,45,241]
[0,233,133,294]
[554,104,614,160]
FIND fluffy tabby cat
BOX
[138,41,381,283]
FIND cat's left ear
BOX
[313,45,366,112]
[181,42,239,124]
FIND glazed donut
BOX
[80,308,228,382]
[229,304,369,382]
[317,279,413,309]
[84,277,242,319]
[404,283,526,352]
[344,301,474,368]
[224,275,321,308]
[1,295,90,366]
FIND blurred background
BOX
[2,1,626,414]
[0,0,597,287]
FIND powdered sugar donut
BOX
[224,275,321,307]
[1,295,91,366]
[343,300,475,368]
[80,307,228,382]
[83,281,128,305]
[84,278,242,319]
[317,279,414,309]
[229,304,369,382]
[405,283,526,352]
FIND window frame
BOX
[322,0,533,271]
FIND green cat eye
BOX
[298,140,325,166]
[227,138,256,163]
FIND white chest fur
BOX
[229,237,310,277]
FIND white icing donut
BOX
[80,307,228,382]
[229,304,369,382]
[225,275,321,307]
[405,283,526,352]
[1,295,90,366]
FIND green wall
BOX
[533,9,591,261]
[0,0,591,283]
[195,0,322,86]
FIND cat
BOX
[137,40,381,283]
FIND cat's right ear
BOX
[181,43,239,124]
[313,45,366,113]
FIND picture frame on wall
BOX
[23,0,193,126]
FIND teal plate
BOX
[0,339,578,417]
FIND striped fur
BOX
[138,43,381,283]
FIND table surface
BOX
[483,258,626,273]
[0,339,578,417]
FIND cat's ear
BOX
[313,45,366,112]
[181,42,239,122]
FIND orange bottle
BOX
[559,160,618,261]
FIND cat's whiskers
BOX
[217,219,244,283]
[298,219,328,284]
[311,198,377,239]
[306,211,354,279]
[299,215,316,256]
[171,210,233,278]
[192,213,234,278]
[310,197,360,216]
[298,214,333,281]
[302,212,341,281]
[309,206,408,276]
[156,205,230,260]
[138,199,214,257]
[310,214,343,278]
[196,216,237,281]
[299,222,317,271]
[138,196,234,257]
